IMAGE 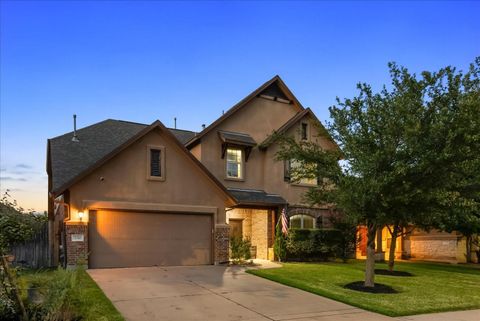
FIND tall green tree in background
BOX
[275,58,480,287]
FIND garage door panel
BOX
[89,210,212,268]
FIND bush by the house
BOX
[285,228,355,261]
[230,236,252,263]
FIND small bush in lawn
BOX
[230,236,252,263]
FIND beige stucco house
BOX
[47,75,471,269]
[47,76,338,268]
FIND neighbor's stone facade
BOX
[214,224,230,264]
[65,222,88,267]
[407,236,458,261]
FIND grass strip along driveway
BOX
[20,268,124,321]
[247,260,480,317]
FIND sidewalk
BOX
[396,309,480,321]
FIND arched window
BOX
[289,214,316,229]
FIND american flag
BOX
[281,207,289,235]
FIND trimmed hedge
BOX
[285,228,351,261]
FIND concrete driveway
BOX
[88,265,392,321]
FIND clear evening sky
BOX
[1,1,479,211]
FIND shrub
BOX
[285,228,355,261]
[230,236,252,263]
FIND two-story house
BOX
[47,76,337,268]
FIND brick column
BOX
[214,224,230,264]
[65,222,88,268]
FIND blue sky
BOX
[1,1,479,211]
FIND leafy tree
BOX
[274,58,480,286]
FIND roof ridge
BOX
[49,119,116,140]
[113,119,149,126]
[167,127,196,133]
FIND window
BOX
[147,145,165,181]
[290,214,316,229]
[301,123,308,140]
[150,149,161,177]
[226,148,243,179]
[290,159,317,185]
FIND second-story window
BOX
[226,148,243,179]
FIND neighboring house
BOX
[357,226,477,264]
[47,76,338,268]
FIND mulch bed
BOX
[344,281,398,294]
[374,269,414,277]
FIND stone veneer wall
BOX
[250,210,269,259]
[214,224,230,264]
[229,208,270,259]
[65,222,88,267]
[408,237,458,261]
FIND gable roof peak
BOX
[185,75,304,148]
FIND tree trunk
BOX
[364,223,377,287]
[388,225,400,271]
[466,235,472,263]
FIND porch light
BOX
[78,211,84,221]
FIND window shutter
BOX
[284,160,291,182]
[150,149,161,177]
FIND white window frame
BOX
[147,145,166,181]
[225,148,244,180]
[289,214,316,229]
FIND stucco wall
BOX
[196,97,335,206]
[67,128,232,224]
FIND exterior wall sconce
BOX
[78,211,84,221]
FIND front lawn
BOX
[247,260,480,316]
[19,268,124,321]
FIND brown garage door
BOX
[88,210,212,268]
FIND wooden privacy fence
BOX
[11,222,50,269]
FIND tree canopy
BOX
[275,58,480,286]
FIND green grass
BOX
[247,260,480,317]
[21,269,124,321]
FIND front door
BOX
[229,219,243,239]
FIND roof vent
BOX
[72,114,79,142]
[201,124,206,130]
[174,117,177,129]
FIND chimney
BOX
[201,124,206,130]
[72,114,79,142]
[174,117,177,129]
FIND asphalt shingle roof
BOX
[49,119,196,193]
[227,188,286,206]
